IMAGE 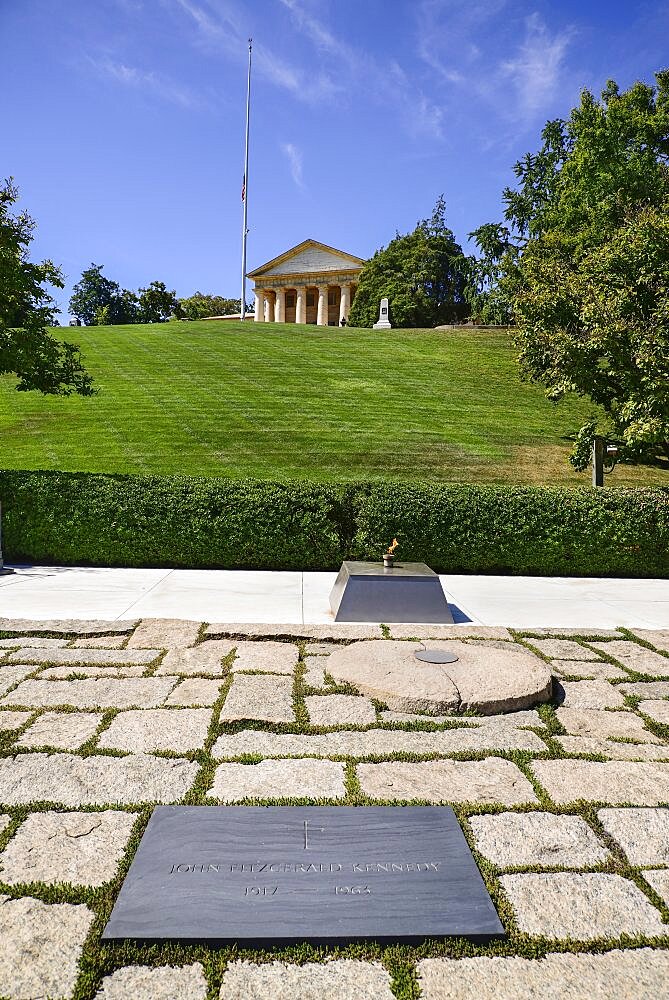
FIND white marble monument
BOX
[373,297,392,330]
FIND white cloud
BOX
[414,1,576,131]
[281,141,304,187]
[168,0,337,103]
[501,13,575,114]
[279,0,444,137]
[87,56,200,108]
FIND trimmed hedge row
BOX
[0,470,667,577]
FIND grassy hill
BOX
[0,321,665,486]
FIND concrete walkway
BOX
[1,564,668,628]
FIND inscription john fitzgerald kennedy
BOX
[169,860,442,875]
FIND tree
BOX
[348,197,469,328]
[69,263,122,326]
[176,292,243,320]
[138,280,178,323]
[460,223,515,325]
[0,178,94,395]
[491,72,669,467]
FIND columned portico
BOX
[248,239,365,328]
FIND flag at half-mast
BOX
[241,174,246,202]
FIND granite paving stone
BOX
[500,872,667,939]
[96,964,207,1000]
[97,709,212,752]
[206,623,383,640]
[556,736,669,761]
[469,812,609,868]
[417,949,669,999]
[531,759,669,805]
[0,752,198,805]
[558,680,626,709]
[0,638,69,648]
[6,647,161,667]
[71,635,128,648]
[0,666,37,699]
[17,711,103,749]
[556,707,661,742]
[39,665,147,679]
[305,694,376,725]
[620,680,669,699]
[304,643,336,655]
[0,810,136,886]
[598,808,669,864]
[327,640,551,715]
[521,629,623,639]
[629,630,669,653]
[157,641,236,676]
[302,659,328,688]
[219,674,295,723]
[0,895,94,1000]
[591,640,669,676]
[127,618,201,649]
[0,618,137,635]
[220,959,395,999]
[643,870,669,906]
[208,759,346,801]
[379,709,545,727]
[357,758,538,805]
[165,678,224,706]
[550,660,629,680]
[639,700,669,725]
[527,638,601,660]
[0,710,31,731]
[388,626,513,640]
[1,677,177,709]
[212,727,547,760]
[231,641,299,675]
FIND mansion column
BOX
[295,286,306,324]
[275,287,286,323]
[317,285,327,326]
[339,283,351,325]
[265,291,274,322]
[254,291,264,322]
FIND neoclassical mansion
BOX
[248,239,365,325]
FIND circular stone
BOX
[414,649,460,664]
[327,640,553,716]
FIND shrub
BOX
[0,471,666,577]
[0,471,348,570]
[351,483,669,577]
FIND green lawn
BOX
[0,321,666,486]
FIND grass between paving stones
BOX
[1,633,669,997]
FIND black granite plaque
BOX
[103,806,503,945]
[329,560,454,623]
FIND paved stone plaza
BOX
[0,616,668,997]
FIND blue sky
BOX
[4,0,669,319]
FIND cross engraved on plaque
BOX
[303,819,325,849]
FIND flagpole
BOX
[240,38,252,321]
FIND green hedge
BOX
[0,470,667,576]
